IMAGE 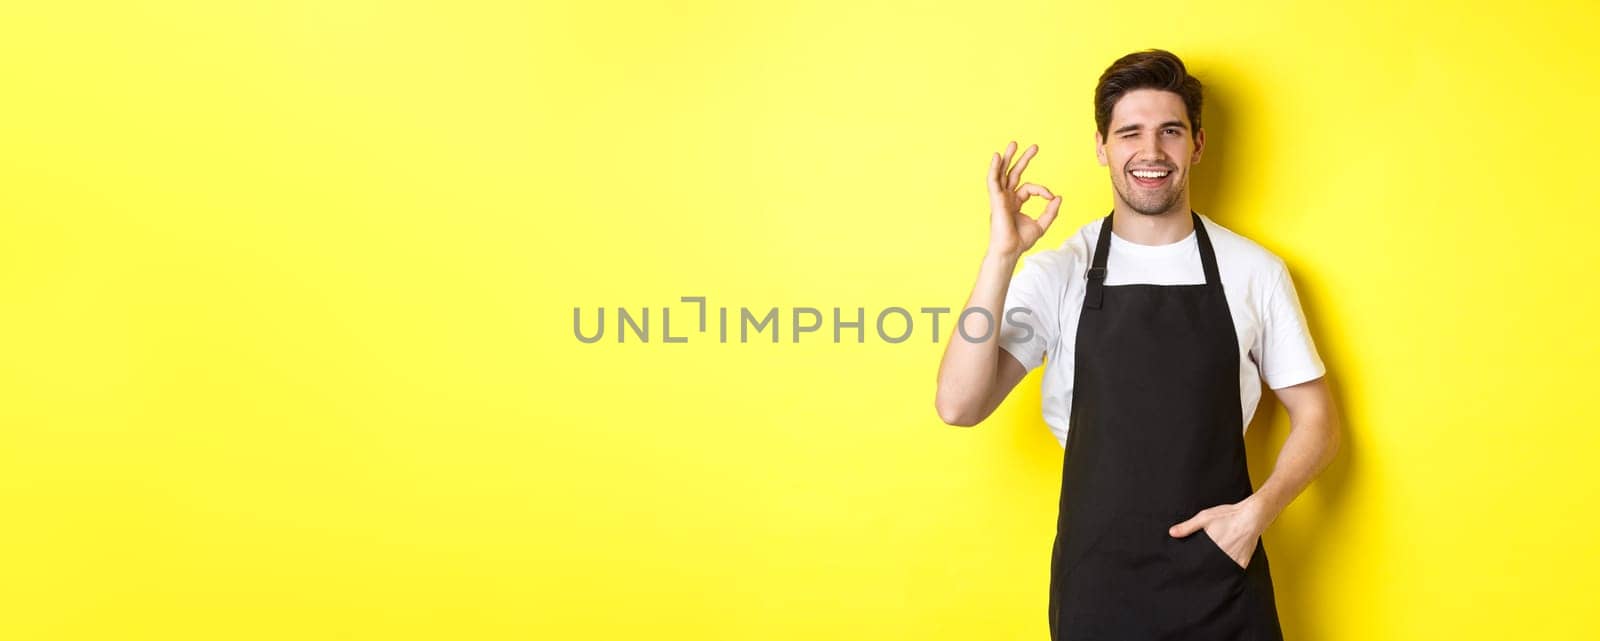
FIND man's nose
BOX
[1140,135,1166,160]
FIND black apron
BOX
[1047,211,1284,640]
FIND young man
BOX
[933,49,1339,640]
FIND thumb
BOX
[1169,514,1205,538]
[1037,196,1062,232]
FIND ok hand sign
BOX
[987,141,1062,258]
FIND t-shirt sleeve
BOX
[1256,259,1327,389]
[997,251,1063,372]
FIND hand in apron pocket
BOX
[1195,526,1252,573]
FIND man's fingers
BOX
[987,153,1002,193]
[1168,514,1206,537]
[1016,182,1055,201]
[999,141,1017,184]
[1007,144,1039,189]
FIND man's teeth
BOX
[1131,170,1170,179]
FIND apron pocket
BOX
[1154,509,1250,578]
[1193,527,1250,575]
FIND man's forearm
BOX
[934,250,1019,425]
[1246,385,1341,524]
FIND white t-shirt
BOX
[997,213,1326,448]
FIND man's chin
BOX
[1115,188,1179,216]
[1130,200,1178,216]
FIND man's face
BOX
[1095,88,1204,216]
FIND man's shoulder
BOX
[1046,214,1109,262]
[1199,214,1288,277]
[1017,215,1101,280]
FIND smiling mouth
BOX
[1129,168,1172,187]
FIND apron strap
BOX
[1084,210,1114,309]
[1191,211,1222,287]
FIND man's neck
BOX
[1110,201,1195,246]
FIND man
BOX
[933,49,1339,640]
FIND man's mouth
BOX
[1129,168,1172,188]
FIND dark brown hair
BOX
[1094,49,1203,141]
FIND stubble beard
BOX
[1115,172,1186,217]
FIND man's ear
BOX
[1191,127,1205,165]
[1095,131,1107,166]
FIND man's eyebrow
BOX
[1112,121,1189,135]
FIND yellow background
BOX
[2,1,1597,639]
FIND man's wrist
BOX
[984,247,1022,267]
[1245,483,1291,527]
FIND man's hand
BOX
[1167,500,1270,569]
[987,141,1062,258]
